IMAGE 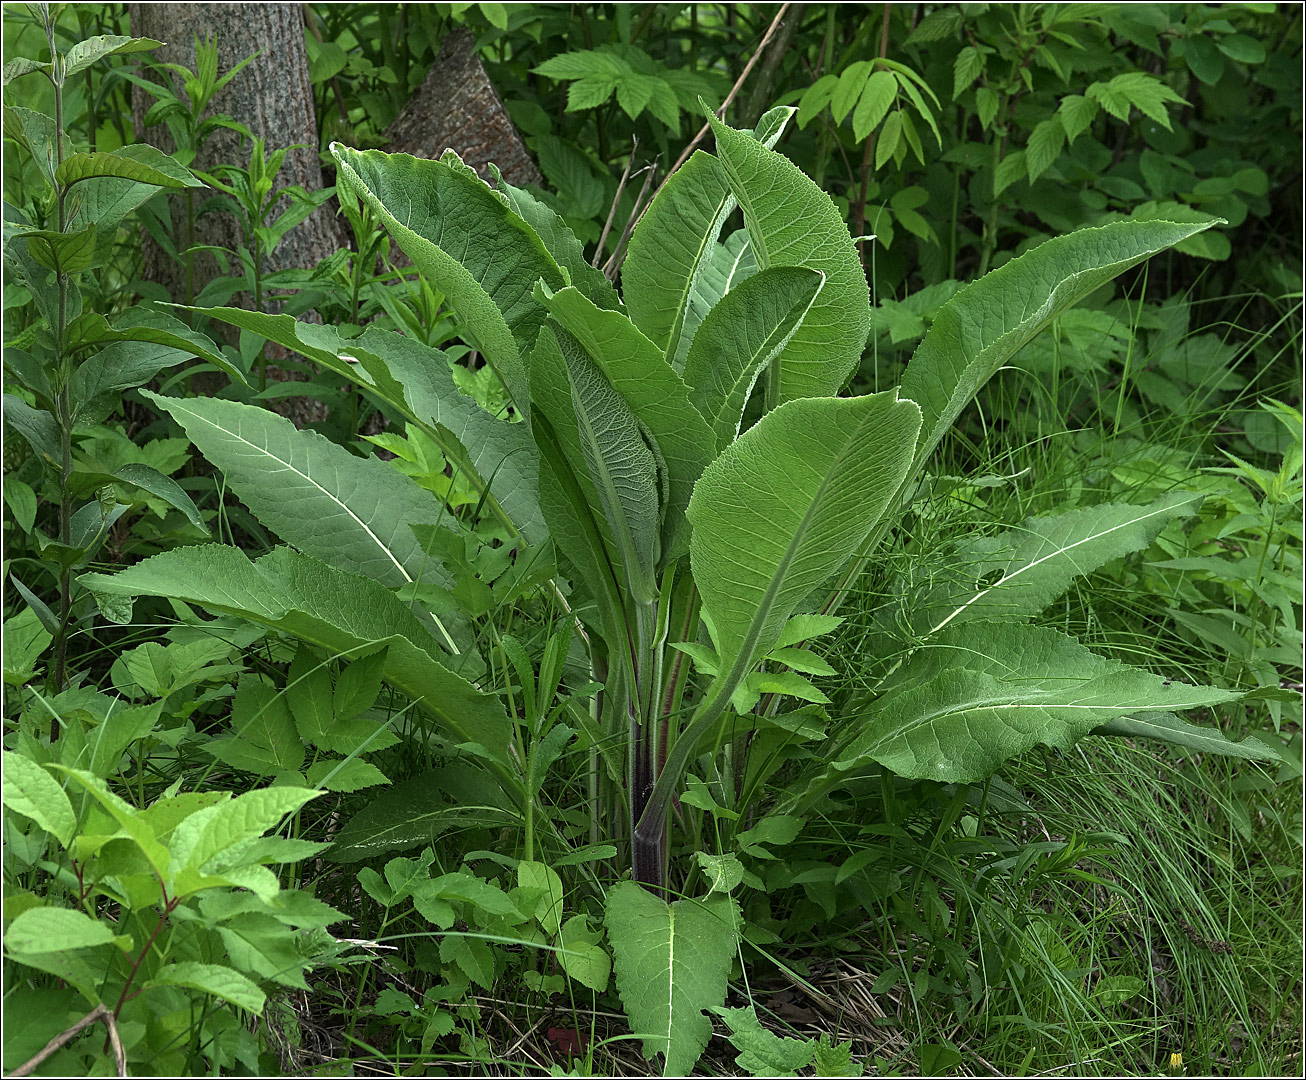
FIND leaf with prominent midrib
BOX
[538,284,715,560]
[623,111,793,371]
[900,218,1221,472]
[605,881,739,1076]
[557,327,661,603]
[837,621,1243,782]
[892,491,1203,639]
[707,112,871,402]
[186,310,545,544]
[688,392,921,685]
[1095,712,1282,762]
[682,265,825,450]
[332,144,568,417]
[81,546,516,767]
[143,391,457,600]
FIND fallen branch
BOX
[11,1003,127,1078]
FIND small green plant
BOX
[82,102,1283,1074]
[1,5,241,705]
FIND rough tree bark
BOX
[127,2,342,306]
[386,27,541,185]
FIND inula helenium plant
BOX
[83,103,1277,1075]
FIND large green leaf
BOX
[529,325,631,624]
[495,178,623,313]
[143,962,265,1013]
[837,621,1243,782]
[623,150,734,368]
[707,113,871,402]
[891,491,1203,639]
[56,148,201,190]
[187,310,544,544]
[142,391,458,607]
[81,546,516,768]
[538,284,716,560]
[681,265,825,451]
[688,392,922,683]
[331,144,568,417]
[1,751,76,846]
[604,881,740,1076]
[62,35,163,79]
[328,767,516,861]
[1095,712,1282,762]
[623,112,792,370]
[557,327,661,603]
[900,218,1220,471]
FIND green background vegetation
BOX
[3,3,1301,1077]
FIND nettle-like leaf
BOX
[707,112,871,402]
[82,546,515,767]
[899,218,1220,475]
[835,621,1261,782]
[604,880,739,1076]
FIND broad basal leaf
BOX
[556,326,661,602]
[900,218,1219,472]
[1094,712,1283,762]
[837,621,1242,782]
[143,391,459,606]
[188,311,545,544]
[707,112,871,402]
[681,265,825,450]
[689,392,922,685]
[81,546,516,766]
[623,113,792,370]
[605,880,739,1076]
[623,150,734,368]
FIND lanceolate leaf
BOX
[56,149,201,189]
[331,144,568,417]
[707,113,871,402]
[902,491,1202,637]
[900,218,1220,472]
[557,328,661,603]
[62,35,163,79]
[186,310,544,544]
[682,265,825,450]
[1095,712,1282,762]
[81,546,517,768]
[624,112,793,370]
[142,391,459,601]
[605,881,740,1076]
[623,151,733,368]
[837,621,1242,782]
[538,284,715,559]
[689,392,922,682]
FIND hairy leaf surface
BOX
[689,393,921,682]
[707,113,871,401]
[682,265,825,450]
[900,218,1219,471]
[838,621,1242,781]
[605,881,739,1076]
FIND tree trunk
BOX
[127,2,342,304]
[386,27,541,186]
